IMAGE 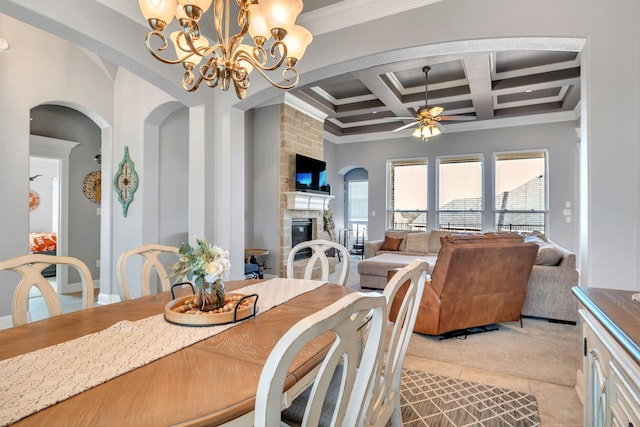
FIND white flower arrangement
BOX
[170,237,230,287]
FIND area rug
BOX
[397,369,540,427]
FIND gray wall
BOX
[158,107,189,248]
[30,105,101,281]
[250,105,279,272]
[329,121,579,254]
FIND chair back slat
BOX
[286,239,350,286]
[255,291,387,427]
[0,254,94,326]
[116,244,179,301]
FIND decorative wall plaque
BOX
[113,146,139,217]
[82,171,102,203]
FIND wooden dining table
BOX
[0,279,355,426]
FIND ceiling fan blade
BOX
[434,121,445,132]
[392,122,419,132]
[387,117,419,121]
[439,115,476,121]
[428,106,444,116]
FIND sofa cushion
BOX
[428,230,451,253]
[404,232,430,253]
[441,232,523,246]
[380,236,404,251]
[524,234,563,266]
[384,231,408,251]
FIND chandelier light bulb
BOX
[178,0,212,14]
[141,0,311,99]
[139,0,178,29]
[175,4,189,22]
[236,44,255,75]
[248,3,271,43]
[283,25,312,61]
[170,31,209,66]
[261,0,303,35]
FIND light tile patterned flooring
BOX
[30,270,583,426]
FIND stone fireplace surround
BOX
[276,103,329,276]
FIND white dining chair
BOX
[363,259,427,427]
[286,239,351,286]
[281,259,428,427]
[254,291,387,427]
[0,253,95,326]
[116,244,179,301]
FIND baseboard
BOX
[66,279,101,294]
[98,292,121,305]
[0,315,13,331]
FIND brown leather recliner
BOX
[389,232,538,336]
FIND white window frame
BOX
[386,158,428,231]
[493,150,548,234]
[436,154,484,232]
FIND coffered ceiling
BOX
[289,49,581,143]
[90,0,582,144]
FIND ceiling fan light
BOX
[426,125,441,137]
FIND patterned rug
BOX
[397,369,541,427]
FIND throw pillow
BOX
[534,241,563,266]
[384,231,408,251]
[380,236,404,251]
[404,232,430,253]
[524,230,550,243]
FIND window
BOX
[387,159,427,230]
[437,156,483,232]
[494,151,547,233]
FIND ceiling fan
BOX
[392,66,476,141]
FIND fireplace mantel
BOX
[285,192,334,211]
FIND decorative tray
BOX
[164,284,259,326]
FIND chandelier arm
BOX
[213,0,225,48]
[145,32,192,65]
[182,67,204,92]
[245,63,299,90]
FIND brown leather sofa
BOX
[389,232,538,336]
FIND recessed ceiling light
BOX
[525,89,533,93]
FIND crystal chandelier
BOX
[138,0,313,99]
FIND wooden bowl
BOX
[164,293,258,326]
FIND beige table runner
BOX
[0,278,326,426]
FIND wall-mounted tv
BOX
[295,154,330,194]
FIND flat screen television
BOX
[295,154,330,194]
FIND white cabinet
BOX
[581,306,640,427]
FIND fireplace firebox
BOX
[291,218,312,260]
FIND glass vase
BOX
[196,279,226,311]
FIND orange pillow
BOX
[29,232,57,252]
[380,236,403,251]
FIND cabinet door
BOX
[610,361,640,427]
[587,347,609,427]
[584,319,612,427]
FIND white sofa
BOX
[360,229,580,323]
